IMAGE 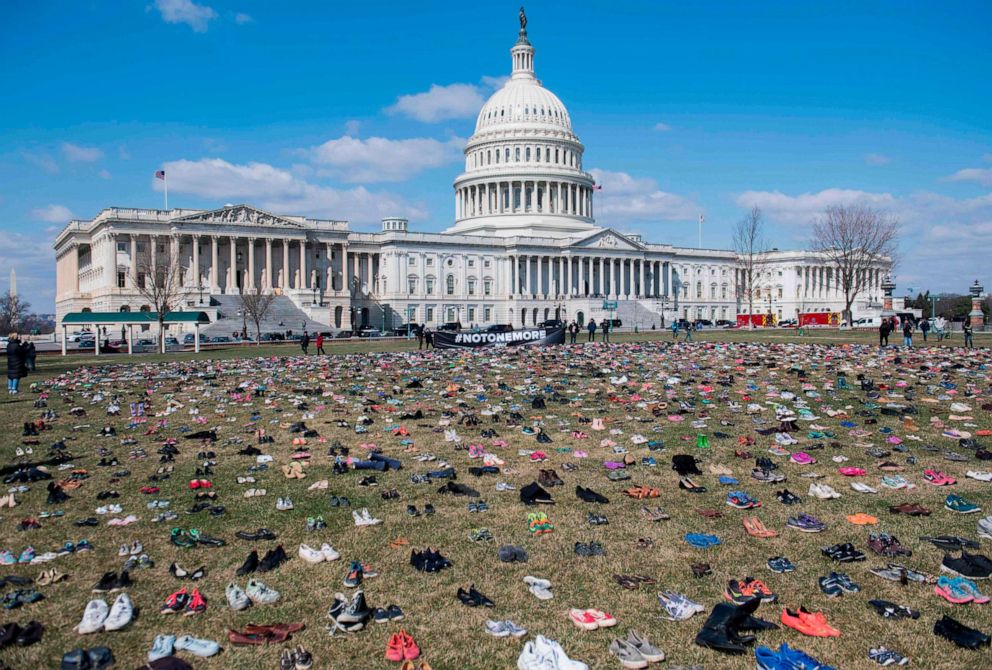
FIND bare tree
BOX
[810,204,899,326]
[238,285,275,344]
[733,206,767,328]
[129,238,186,353]
[0,294,30,334]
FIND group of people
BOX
[563,319,614,344]
[5,333,36,394]
[879,316,975,348]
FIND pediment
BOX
[571,229,642,251]
[173,204,305,228]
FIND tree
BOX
[810,204,899,326]
[129,238,186,353]
[238,285,275,344]
[732,205,767,328]
[0,294,30,334]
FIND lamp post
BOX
[673,279,682,313]
[236,251,243,291]
[197,281,204,306]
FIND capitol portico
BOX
[53,12,888,334]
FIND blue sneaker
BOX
[780,643,835,670]
[718,475,739,485]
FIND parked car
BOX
[778,319,798,328]
[696,319,713,327]
[260,332,286,341]
[69,330,93,343]
[208,336,233,343]
[485,324,514,333]
[358,329,383,338]
[715,319,733,327]
[390,323,423,336]
[439,322,463,332]
[538,319,564,329]
[335,330,354,339]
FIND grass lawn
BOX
[1,331,990,669]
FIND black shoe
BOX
[257,544,288,572]
[92,571,118,593]
[922,535,980,551]
[576,485,609,504]
[693,602,750,654]
[406,505,420,516]
[468,585,494,607]
[942,553,992,579]
[424,503,435,515]
[519,482,554,505]
[868,599,919,619]
[112,570,132,590]
[87,646,115,670]
[437,481,480,497]
[15,620,43,646]
[0,623,19,649]
[75,517,98,527]
[59,648,89,670]
[235,550,259,576]
[235,528,277,541]
[934,614,991,649]
[456,587,477,607]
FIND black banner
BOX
[433,326,565,350]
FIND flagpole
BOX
[698,214,703,248]
[164,173,169,211]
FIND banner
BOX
[434,326,565,350]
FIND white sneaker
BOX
[361,508,381,525]
[298,543,326,564]
[832,455,849,463]
[966,471,992,482]
[851,482,878,494]
[536,635,589,670]
[75,598,109,634]
[320,543,341,561]
[517,640,548,670]
[103,593,133,631]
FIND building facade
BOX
[53,15,888,333]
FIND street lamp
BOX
[197,281,204,306]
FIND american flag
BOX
[155,170,166,180]
[592,183,602,191]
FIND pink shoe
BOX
[791,452,815,465]
[934,584,972,604]
[838,467,866,476]
[529,451,547,462]
[574,450,588,458]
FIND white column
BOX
[128,235,137,288]
[565,256,571,296]
[280,241,289,291]
[264,239,273,290]
[626,259,632,298]
[640,259,646,298]
[247,238,256,289]
[210,236,218,291]
[191,235,200,289]
[299,240,307,289]
[228,236,237,292]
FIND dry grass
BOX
[1,333,990,670]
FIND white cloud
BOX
[864,153,890,166]
[943,167,992,187]
[22,150,59,174]
[589,169,700,221]
[98,169,113,180]
[735,188,898,225]
[156,158,426,224]
[61,142,103,162]
[29,204,73,222]
[385,76,505,122]
[234,12,252,24]
[386,83,486,123]
[154,0,217,32]
[306,135,463,183]
[653,122,672,132]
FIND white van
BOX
[853,317,883,329]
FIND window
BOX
[505,148,509,162]
[468,259,475,268]
[484,280,492,296]
[468,279,476,295]
[117,242,127,252]
[468,307,475,322]
[426,257,434,266]
[426,307,434,322]
[446,258,454,267]
[407,278,417,294]
[721,285,727,299]
[710,285,716,299]
[525,147,531,161]
[696,281,703,298]
[484,307,492,322]
[136,243,145,252]
[426,278,434,295]
[778,288,783,299]
[484,260,491,268]
[515,147,520,161]
[536,147,541,162]
[408,256,415,266]
[446,275,455,295]
[117,271,126,288]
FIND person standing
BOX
[424,328,434,349]
[879,319,891,347]
[6,333,27,394]
[300,331,310,355]
[568,321,578,344]
[671,321,679,341]
[963,322,974,348]
[684,320,693,342]
[602,319,610,343]
[416,325,425,350]
[902,320,913,348]
[587,320,597,342]
[25,341,36,372]
[920,318,930,342]
[315,333,325,355]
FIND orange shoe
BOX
[846,513,878,525]
[386,633,405,662]
[781,608,819,636]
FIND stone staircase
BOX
[201,295,330,336]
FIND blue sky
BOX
[2,0,991,309]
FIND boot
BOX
[694,602,749,654]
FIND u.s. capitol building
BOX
[54,13,887,333]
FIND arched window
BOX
[525,147,531,161]
[119,305,131,312]
[696,281,703,298]
[139,305,151,312]
[446,275,455,295]
[515,147,520,162]
[536,147,541,162]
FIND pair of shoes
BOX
[568,607,616,630]
[298,543,340,563]
[658,591,705,621]
[352,508,381,525]
[933,614,991,649]
[725,577,776,604]
[780,607,841,636]
[694,598,778,653]
[767,556,795,573]
[385,629,419,661]
[457,585,494,607]
[527,511,553,534]
[818,572,860,597]
[743,517,777,538]
[409,549,451,573]
[942,551,992,579]
[498,545,528,563]
[524,575,553,600]
[74,594,133,633]
[574,541,605,556]
[684,533,720,548]
[278,646,313,669]
[484,619,527,638]
[518,634,588,670]
[575,485,609,503]
[755,644,833,670]
[160,586,207,615]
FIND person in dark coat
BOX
[300,331,310,354]
[587,320,597,342]
[879,319,891,347]
[25,342,36,371]
[6,333,28,394]
[919,318,930,342]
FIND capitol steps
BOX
[201,295,330,337]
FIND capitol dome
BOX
[446,12,597,238]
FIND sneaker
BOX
[184,587,207,615]
[225,582,251,610]
[298,543,326,564]
[74,598,109,634]
[946,494,982,514]
[245,578,280,604]
[103,593,133,631]
[160,587,189,614]
[174,634,221,657]
[767,556,796,573]
[868,646,909,666]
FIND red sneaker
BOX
[185,587,207,616]
[401,629,420,660]
[160,587,188,614]
[188,480,200,490]
[385,633,404,662]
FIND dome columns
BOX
[455,180,593,221]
